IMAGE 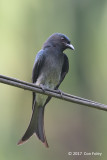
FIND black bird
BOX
[18,33,74,147]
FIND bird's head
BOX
[43,33,75,51]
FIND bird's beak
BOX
[66,43,75,50]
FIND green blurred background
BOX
[0,0,107,159]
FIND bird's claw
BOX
[57,89,63,97]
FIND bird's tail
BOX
[17,103,48,147]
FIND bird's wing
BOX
[55,53,69,89]
[32,50,45,83]
[44,53,69,106]
[32,50,45,108]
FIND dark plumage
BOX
[18,33,74,147]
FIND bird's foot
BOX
[57,89,64,97]
[40,84,47,92]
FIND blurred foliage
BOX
[0,0,107,159]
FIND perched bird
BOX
[18,33,74,147]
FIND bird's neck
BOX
[42,42,52,49]
[43,43,64,54]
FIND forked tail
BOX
[17,103,48,147]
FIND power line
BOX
[0,74,107,111]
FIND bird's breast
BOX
[36,68,61,89]
[36,53,63,89]
[35,53,63,106]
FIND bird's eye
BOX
[61,37,65,41]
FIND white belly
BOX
[35,77,57,106]
[36,94,48,106]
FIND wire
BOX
[0,74,107,111]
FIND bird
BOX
[17,33,74,147]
